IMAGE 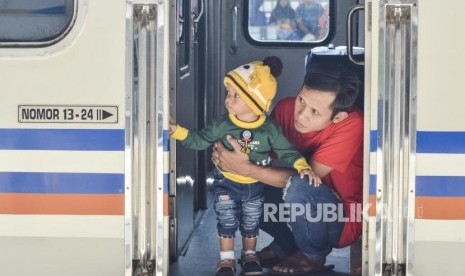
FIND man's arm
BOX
[309,160,333,179]
[212,135,294,188]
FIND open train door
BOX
[168,0,204,260]
[366,0,465,275]
[0,0,169,275]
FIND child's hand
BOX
[300,169,322,187]
[169,119,177,135]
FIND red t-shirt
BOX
[271,97,363,247]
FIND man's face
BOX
[293,86,335,133]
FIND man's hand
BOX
[212,135,251,176]
[212,135,295,188]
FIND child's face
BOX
[224,84,255,117]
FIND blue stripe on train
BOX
[0,172,124,194]
[370,131,465,153]
[416,176,465,197]
[0,129,124,151]
[369,174,376,195]
[370,130,377,152]
[164,173,170,195]
[163,129,170,151]
[369,174,465,197]
[416,132,465,153]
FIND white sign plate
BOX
[18,105,118,123]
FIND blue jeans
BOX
[259,184,299,258]
[211,171,264,238]
[284,175,345,261]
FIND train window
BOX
[0,0,75,45]
[247,0,331,43]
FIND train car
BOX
[0,0,464,275]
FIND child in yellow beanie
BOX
[170,56,320,276]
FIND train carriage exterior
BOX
[0,0,464,275]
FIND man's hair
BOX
[303,62,361,119]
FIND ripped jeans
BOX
[211,171,264,238]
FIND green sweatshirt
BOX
[171,113,310,183]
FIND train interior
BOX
[168,0,365,275]
[3,1,465,275]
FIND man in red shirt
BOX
[212,62,363,275]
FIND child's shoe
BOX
[240,252,263,275]
[215,259,236,276]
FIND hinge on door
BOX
[383,263,406,276]
[169,216,177,258]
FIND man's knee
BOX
[283,175,316,203]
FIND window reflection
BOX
[0,0,74,43]
[248,0,330,42]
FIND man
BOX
[212,62,363,275]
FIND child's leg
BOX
[214,196,238,261]
[242,235,257,252]
[239,183,265,275]
[219,236,235,260]
[212,178,242,274]
[217,236,236,275]
[212,178,241,259]
[239,183,265,244]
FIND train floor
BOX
[169,196,350,276]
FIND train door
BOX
[169,0,204,258]
[366,0,465,275]
[0,1,128,275]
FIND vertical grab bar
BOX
[193,0,204,42]
[128,2,168,276]
[376,2,417,276]
[346,4,365,66]
[193,0,204,23]
[230,1,239,55]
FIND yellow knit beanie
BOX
[223,56,283,115]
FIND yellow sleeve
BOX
[293,157,312,173]
[171,124,189,141]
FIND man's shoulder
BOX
[336,107,363,127]
[271,97,295,125]
[274,97,296,111]
[326,108,363,137]
[322,109,363,149]
[341,108,363,127]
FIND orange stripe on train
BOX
[368,195,465,219]
[0,194,124,215]
[368,195,376,217]
[416,197,465,219]
[163,194,169,216]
